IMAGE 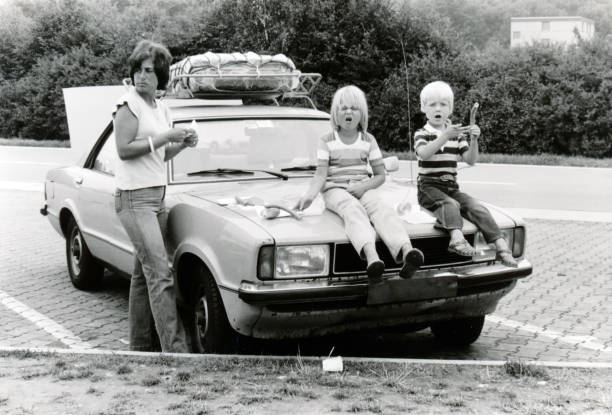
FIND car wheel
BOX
[65,217,104,290]
[182,265,236,354]
[430,315,485,348]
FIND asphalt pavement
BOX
[0,147,611,362]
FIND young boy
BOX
[414,81,517,267]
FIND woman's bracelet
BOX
[147,136,155,153]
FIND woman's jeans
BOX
[323,187,413,262]
[115,186,188,353]
[417,176,503,243]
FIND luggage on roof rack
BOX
[169,52,301,98]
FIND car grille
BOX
[332,234,474,275]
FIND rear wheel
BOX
[65,217,104,290]
[180,264,236,353]
[430,315,485,348]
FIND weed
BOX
[175,371,191,382]
[56,367,94,381]
[192,388,209,401]
[86,387,102,396]
[347,401,383,413]
[117,365,133,375]
[504,361,550,380]
[238,394,273,405]
[141,376,161,387]
[167,383,187,394]
[0,396,8,406]
[332,390,350,400]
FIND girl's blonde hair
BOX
[330,85,368,132]
[420,81,454,113]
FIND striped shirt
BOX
[317,131,383,191]
[414,122,469,178]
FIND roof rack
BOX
[165,72,322,109]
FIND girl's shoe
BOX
[366,260,385,284]
[400,248,424,279]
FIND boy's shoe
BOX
[448,240,478,257]
[496,249,518,268]
[400,248,424,279]
[366,260,385,285]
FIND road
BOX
[2,147,611,215]
[0,146,611,361]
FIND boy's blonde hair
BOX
[330,85,369,132]
[420,81,454,113]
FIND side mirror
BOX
[383,156,399,172]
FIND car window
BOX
[93,132,118,176]
[171,118,329,182]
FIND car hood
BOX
[173,178,516,244]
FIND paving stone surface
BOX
[1,189,611,362]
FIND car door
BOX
[76,129,133,274]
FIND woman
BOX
[295,85,424,284]
[113,40,197,352]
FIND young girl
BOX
[296,85,424,284]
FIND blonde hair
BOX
[420,81,454,113]
[330,85,368,132]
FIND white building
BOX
[511,16,595,47]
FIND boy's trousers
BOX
[417,176,503,243]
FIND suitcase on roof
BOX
[169,52,300,97]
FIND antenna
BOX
[400,39,415,184]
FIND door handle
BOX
[73,177,83,185]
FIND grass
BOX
[1,351,611,414]
[0,137,70,148]
[385,150,612,168]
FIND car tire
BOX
[430,315,485,348]
[181,265,236,354]
[66,217,104,290]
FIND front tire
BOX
[430,315,485,348]
[180,265,236,354]
[65,217,104,290]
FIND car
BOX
[41,70,532,353]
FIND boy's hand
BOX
[468,124,481,139]
[468,102,480,138]
[441,124,470,141]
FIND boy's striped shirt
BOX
[413,123,469,178]
[317,130,383,190]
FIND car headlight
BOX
[257,244,330,280]
[512,226,525,257]
[472,228,522,261]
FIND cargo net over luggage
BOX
[168,52,320,101]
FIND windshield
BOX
[170,118,329,183]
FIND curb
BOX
[2,346,611,369]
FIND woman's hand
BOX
[166,127,198,144]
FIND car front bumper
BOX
[239,259,532,306]
[236,259,532,338]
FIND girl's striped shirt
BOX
[413,122,469,178]
[317,130,383,191]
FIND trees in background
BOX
[0,0,610,157]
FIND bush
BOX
[0,0,610,158]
